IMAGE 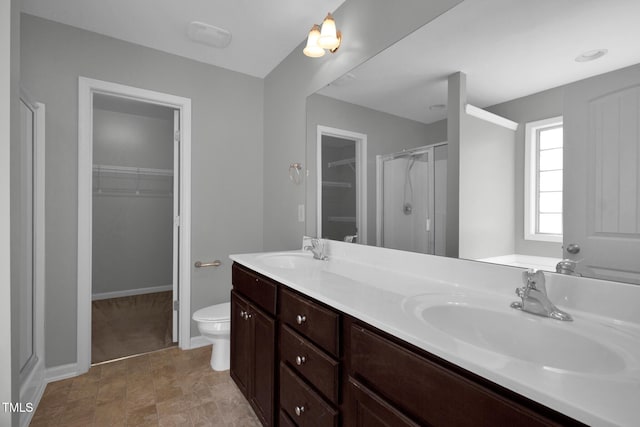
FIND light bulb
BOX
[303,24,325,58]
[318,13,340,50]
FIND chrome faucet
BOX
[343,234,358,243]
[303,238,327,260]
[510,269,572,321]
[555,259,581,276]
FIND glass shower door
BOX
[377,144,447,255]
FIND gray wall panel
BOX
[21,14,264,367]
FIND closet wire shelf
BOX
[93,164,173,198]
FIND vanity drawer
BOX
[346,377,420,427]
[349,323,568,427]
[279,410,297,427]
[280,363,338,427]
[280,287,340,357]
[280,325,340,404]
[232,263,277,315]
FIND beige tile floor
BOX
[30,346,261,426]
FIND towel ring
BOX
[289,163,303,185]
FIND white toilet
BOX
[192,302,231,371]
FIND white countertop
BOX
[230,240,640,427]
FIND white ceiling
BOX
[318,0,640,124]
[21,0,346,78]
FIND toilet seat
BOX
[193,302,230,323]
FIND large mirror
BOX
[306,0,640,285]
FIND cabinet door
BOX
[250,305,276,427]
[230,291,251,397]
[346,377,420,427]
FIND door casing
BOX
[78,77,192,373]
[316,125,367,244]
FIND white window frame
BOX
[524,116,563,242]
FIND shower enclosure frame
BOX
[376,143,446,253]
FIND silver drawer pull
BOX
[296,314,307,325]
[294,406,305,416]
[194,260,221,268]
[295,355,306,366]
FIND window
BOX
[524,116,563,242]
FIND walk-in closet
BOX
[91,94,177,363]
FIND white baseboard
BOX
[45,363,80,383]
[190,335,211,349]
[92,284,172,301]
[19,359,46,427]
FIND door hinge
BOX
[174,215,180,227]
[173,300,179,311]
[174,130,181,142]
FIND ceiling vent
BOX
[187,21,232,49]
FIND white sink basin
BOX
[403,294,631,375]
[257,252,318,269]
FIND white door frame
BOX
[316,125,367,244]
[78,77,192,373]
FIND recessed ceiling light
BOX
[429,104,446,111]
[575,49,608,62]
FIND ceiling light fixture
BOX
[575,49,608,62]
[187,21,232,48]
[303,13,342,58]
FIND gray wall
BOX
[92,108,174,296]
[264,0,464,251]
[488,87,564,258]
[2,1,20,425]
[306,94,446,245]
[21,14,264,367]
[459,114,515,260]
[446,72,465,257]
[93,107,174,168]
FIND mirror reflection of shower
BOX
[377,143,447,255]
[403,156,417,216]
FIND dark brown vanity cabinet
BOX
[278,287,341,427]
[230,263,584,427]
[231,265,277,427]
[344,318,585,427]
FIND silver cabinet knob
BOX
[294,406,305,416]
[295,355,306,366]
[296,314,307,325]
[566,243,580,254]
[239,310,246,318]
